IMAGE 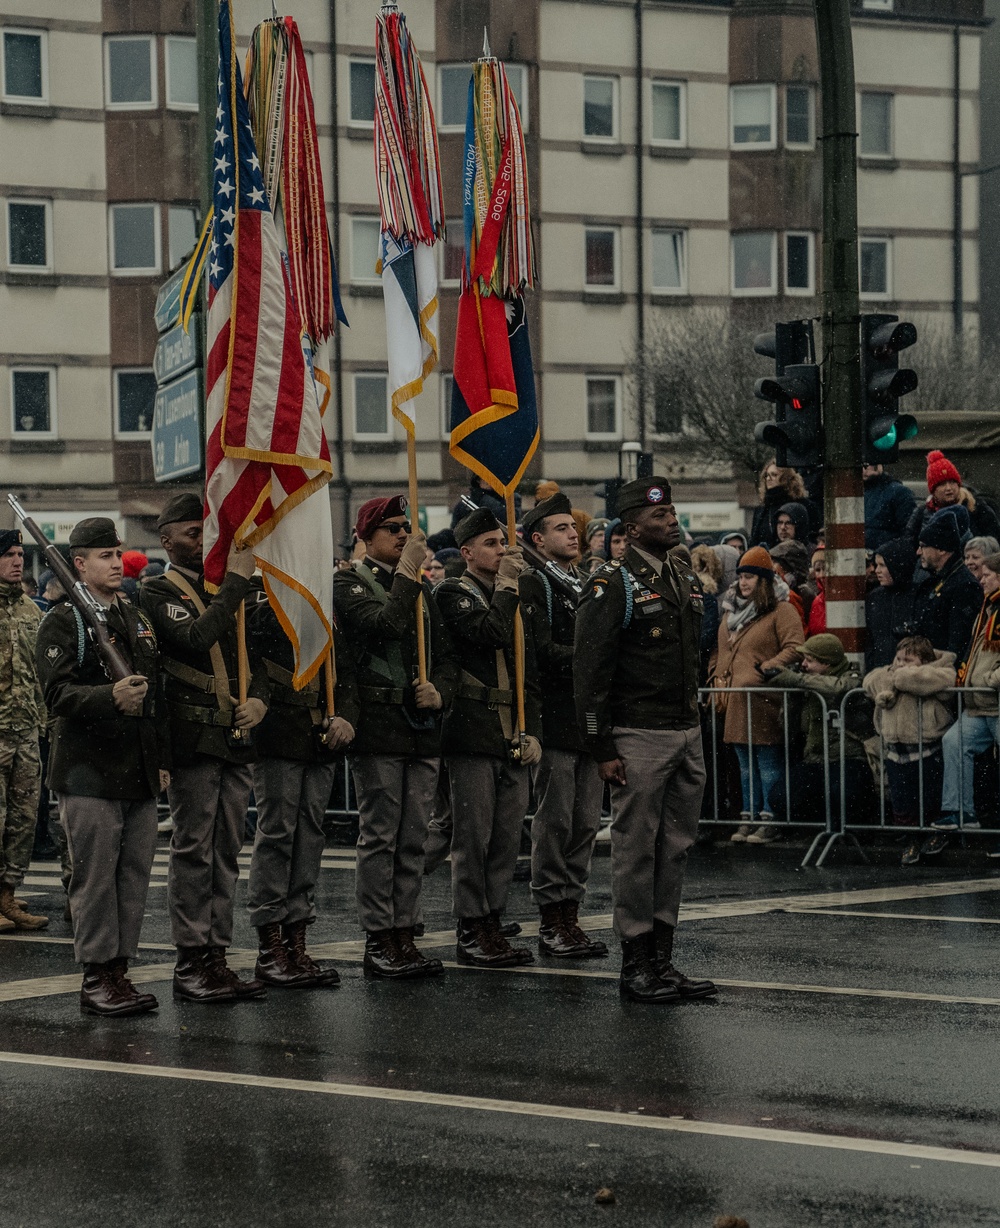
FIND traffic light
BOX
[752,321,823,469]
[861,314,918,463]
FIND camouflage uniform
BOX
[0,578,44,889]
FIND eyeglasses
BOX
[377,520,411,535]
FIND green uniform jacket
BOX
[0,579,44,734]
[138,567,267,767]
[332,559,457,758]
[768,660,866,762]
[519,568,582,753]
[435,571,542,759]
[36,598,168,799]
[574,547,703,762]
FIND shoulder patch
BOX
[351,584,365,595]
[458,597,472,610]
[592,585,606,599]
[44,644,61,661]
[166,603,191,622]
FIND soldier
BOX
[519,494,607,959]
[247,603,359,986]
[574,479,717,1004]
[0,529,47,931]
[140,493,268,1004]
[435,507,542,968]
[36,518,168,1015]
[333,495,457,978]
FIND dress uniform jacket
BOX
[519,569,581,751]
[574,546,703,762]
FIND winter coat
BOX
[906,488,1000,545]
[694,572,719,684]
[806,580,826,636]
[712,544,741,592]
[864,473,917,551]
[750,486,815,549]
[769,658,866,762]
[709,596,804,745]
[772,501,813,548]
[865,537,919,670]
[913,556,983,660]
[863,652,956,748]
[957,589,1000,716]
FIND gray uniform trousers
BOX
[247,758,336,928]
[449,754,530,920]
[167,758,253,948]
[57,794,158,965]
[352,754,439,932]
[609,726,705,940]
[530,748,604,906]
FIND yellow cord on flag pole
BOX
[506,492,527,739]
[407,431,428,685]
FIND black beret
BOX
[0,529,22,555]
[156,492,203,532]
[522,493,573,540]
[617,477,673,516]
[454,506,502,546]
[68,517,121,550]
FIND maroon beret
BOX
[355,495,408,542]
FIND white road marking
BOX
[0,1049,997,1169]
[789,908,1000,926]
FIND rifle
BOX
[458,495,583,603]
[8,494,133,683]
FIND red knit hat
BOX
[926,450,961,493]
[736,546,774,578]
[355,495,408,542]
[121,550,148,579]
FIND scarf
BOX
[957,589,1000,683]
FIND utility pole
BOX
[815,0,865,660]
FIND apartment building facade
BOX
[0,0,984,547]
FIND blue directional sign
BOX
[152,370,202,482]
[154,320,200,387]
[154,265,188,334]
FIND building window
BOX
[860,237,891,298]
[105,35,157,109]
[165,36,197,109]
[349,59,375,125]
[11,368,55,437]
[585,227,619,289]
[860,92,892,157]
[862,0,894,10]
[350,217,381,284]
[6,199,51,271]
[785,85,813,148]
[785,232,814,295]
[441,373,454,441]
[115,369,157,437]
[354,373,390,438]
[168,206,198,271]
[586,376,621,438]
[651,81,685,146]
[2,28,46,101]
[730,84,776,149]
[505,63,529,130]
[438,64,471,131]
[441,219,464,285]
[109,203,160,275]
[651,229,686,293]
[583,75,618,140]
[653,376,683,436]
[732,231,777,295]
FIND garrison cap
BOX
[0,528,21,556]
[156,492,203,532]
[455,506,502,547]
[617,478,672,516]
[521,492,573,540]
[68,517,121,550]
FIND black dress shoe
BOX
[172,947,238,1003]
[650,925,717,998]
[363,930,424,978]
[619,937,682,1005]
[537,903,593,958]
[456,918,522,967]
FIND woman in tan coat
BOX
[709,547,804,843]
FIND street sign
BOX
[153,265,188,334]
[153,320,200,387]
[152,370,202,482]
[26,511,124,545]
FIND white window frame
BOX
[583,74,619,142]
[353,372,392,441]
[165,35,198,111]
[859,91,893,159]
[104,34,157,110]
[348,57,376,127]
[113,367,157,439]
[350,216,381,285]
[1,27,48,104]
[729,83,777,151]
[784,231,815,296]
[650,79,687,148]
[440,372,454,441]
[650,227,687,294]
[784,84,814,150]
[6,197,53,272]
[437,63,471,133]
[731,230,778,296]
[10,366,56,439]
[859,236,892,301]
[585,375,622,440]
[584,225,620,292]
[109,203,161,276]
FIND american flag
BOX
[203,0,334,689]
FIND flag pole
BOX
[506,491,527,740]
[324,645,336,720]
[235,601,249,732]
[408,432,428,684]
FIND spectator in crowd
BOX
[138,560,165,580]
[720,531,748,554]
[429,548,461,585]
[425,555,446,585]
[906,451,1000,543]
[584,518,610,560]
[926,551,1000,857]
[713,542,741,593]
[750,461,816,548]
[863,462,917,551]
[964,536,999,583]
[913,509,983,659]
[708,548,804,844]
[773,501,813,551]
[770,540,812,629]
[866,537,919,670]
[863,635,956,866]
[604,519,627,562]
[691,545,722,684]
[806,545,826,635]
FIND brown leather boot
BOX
[254,923,314,987]
[0,914,14,933]
[486,912,534,965]
[282,919,340,987]
[538,902,591,958]
[363,929,423,978]
[561,900,609,958]
[205,946,267,1000]
[80,963,150,1016]
[395,927,443,977]
[172,946,238,1003]
[650,923,717,999]
[107,957,158,1012]
[0,885,48,930]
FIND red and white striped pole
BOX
[824,470,866,662]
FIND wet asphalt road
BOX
[3,834,1000,1227]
